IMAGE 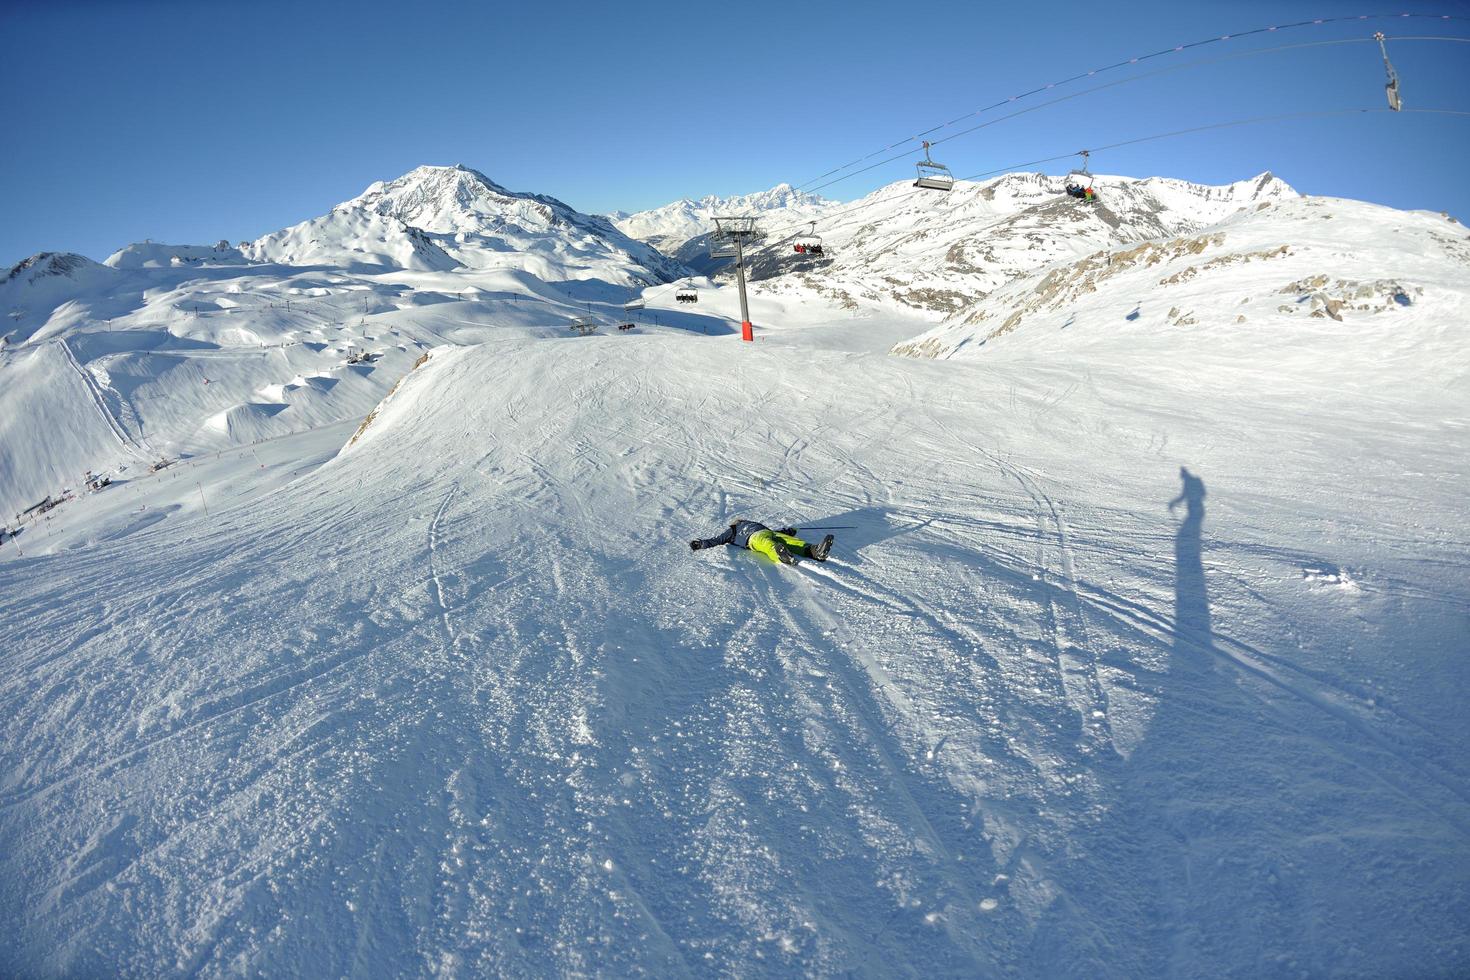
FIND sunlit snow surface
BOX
[2,177,1468,976]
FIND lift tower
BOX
[712,215,762,342]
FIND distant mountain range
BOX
[6,163,1465,518]
[609,183,838,257]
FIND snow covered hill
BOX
[1,251,121,347]
[0,166,693,520]
[743,171,1299,317]
[612,182,838,258]
[890,190,1470,363]
[1,297,1466,974]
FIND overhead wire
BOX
[792,12,1469,192]
[739,106,1470,267]
[800,35,1470,199]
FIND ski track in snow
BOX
[428,482,460,646]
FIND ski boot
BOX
[772,538,797,565]
[808,534,834,562]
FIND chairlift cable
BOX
[742,106,1470,265]
[792,12,1467,192]
[800,34,1470,199]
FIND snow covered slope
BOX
[1,252,121,347]
[246,209,460,273]
[612,183,838,257]
[745,171,1298,317]
[0,166,694,519]
[891,191,1470,363]
[1,291,1466,974]
[0,340,141,514]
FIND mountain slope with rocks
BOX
[890,189,1470,361]
[742,171,1299,317]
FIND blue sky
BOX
[3,0,1468,264]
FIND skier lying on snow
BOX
[690,520,833,565]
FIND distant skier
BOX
[690,520,833,565]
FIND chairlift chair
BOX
[710,233,738,259]
[913,140,955,192]
[1064,150,1098,202]
[675,284,698,304]
[794,221,825,256]
[569,316,599,335]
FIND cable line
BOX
[792,12,1467,193]
[801,35,1467,198]
[739,107,1470,266]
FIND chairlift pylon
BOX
[1064,150,1098,203]
[913,140,955,192]
[711,216,760,259]
[1375,32,1402,111]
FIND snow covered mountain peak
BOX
[346,164,563,236]
[1,252,117,347]
[3,251,106,286]
[691,182,823,212]
[612,182,840,255]
[244,164,684,281]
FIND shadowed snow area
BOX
[2,313,1467,974]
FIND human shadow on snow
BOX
[1017,465,1465,976]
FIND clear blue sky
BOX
[3,0,1468,265]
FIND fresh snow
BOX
[1,166,1468,978]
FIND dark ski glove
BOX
[690,540,702,551]
[777,527,798,536]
